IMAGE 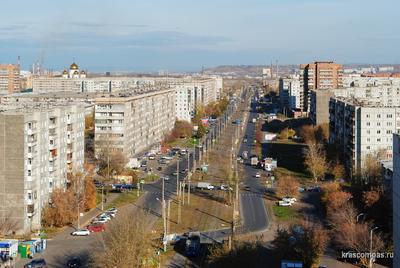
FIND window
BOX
[377,130,381,134]
[366,122,370,126]
[387,114,393,118]
[366,146,371,149]
[377,138,381,142]
[377,114,381,118]
[377,122,381,126]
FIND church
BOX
[62,62,87,78]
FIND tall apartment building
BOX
[309,89,335,125]
[0,103,85,233]
[94,89,175,158]
[279,75,302,111]
[300,61,343,111]
[0,64,21,94]
[393,134,400,268]
[175,78,221,122]
[329,97,399,174]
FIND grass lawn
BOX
[154,191,232,236]
[274,167,311,182]
[273,205,296,221]
[105,190,141,210]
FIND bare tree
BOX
[94,211,153,268]
[304,142,327,183]
[0,213,20,236]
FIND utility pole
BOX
[176,159,179,195]
[178,182,182,224]
[161,177,167,252]
[167,199,171,235]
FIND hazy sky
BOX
[0,0,398,72]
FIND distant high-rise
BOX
[300,61,343,111]
[0,64,21,94]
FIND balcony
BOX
[27,128,36,135]
[67,138,72,144]
[49,166,54,172]
[67,147,72,154]
[27,205,34,217]
[49,123,56,129]
[27,164,32,170]
[67,159,72,164]
[26,199,33,205]
[67,118,72,124]
[27,175,33,182]
[49,143,57,150]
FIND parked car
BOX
[148,155,155,160]
[278,201,292,207]
[163,176,170,181]
[105,211,116,218]
[172,171,178,176]
[107,207,118,213]
[282,197,297,203]
[87,223,106,233]
[67,257,81,268]
[91,218,108,224]
[157,166,162,171]
[98,213,112,220]
[255,172,261,178]
[71,229,90,236]
[24,259,47,268]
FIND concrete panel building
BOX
[94,89,175,158]
[279,75,302,111]
[329,97,399,174]
[0,103,85,233]
[0,64,21,94]
[300,61,343,111]
[309,89,335,125]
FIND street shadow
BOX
[49,250,95,268]
[194,208,231,224]
[191,190,229,205]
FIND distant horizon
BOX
[1,0,398,72]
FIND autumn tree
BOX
[42,189,76,227]
[359,150,384,187]
[331,162,345,181]
[304,142,327,183]
[279,127,296,140]
[276,175,300,198]
[94,211,153,268]
[83,164,97,211]
[272,221,328,268]
[97,148,128,179]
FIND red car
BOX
[87,223,106,233]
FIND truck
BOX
[196,182,215,190]
[250,156,258,166]
[0,239,18,260]
[242,151,248,160]
[233,119,241,125]
[127,158,141,169]
[264,158,278,171]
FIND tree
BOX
[299,125,316,144]
[331,162,345,181]
[276,175,300,198]
[0,213,20,236]
[304,142,327,183]
[272,221,328,268]
[94,211,153,268]
[42,189,76,227]
[360,150,384,187]
[97,149,128,179]
[279,128,296,140]
[196,123,206,138]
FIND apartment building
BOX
[393,134,400,268]
[0,103,85,233]
[300,61,343,111]
[279,75,302,111]
[309,89,335,125]
[94,89,175,158]
[329,97,399,174]
[0,64,21,94]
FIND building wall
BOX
[329,98,398,173]
[310,89,334,125]
[0,104,85,233]
[393,134,400,268]
[0,64,21,94]
[94,89,176,159]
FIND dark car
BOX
[24,259,47,268]
[67,256,81,267]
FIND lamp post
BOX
[369,226,379,268]
[356,213,365,223]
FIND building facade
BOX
[279,75,302,111]
[94,89,175,158]
[0,64,21,94]
[0,103,85,233]
[329,97,398,174]
[300,61,343,111]
[309,89,335,125]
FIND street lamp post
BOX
[356,213,365,223]
[369,226,379,268]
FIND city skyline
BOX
[0,0,399,71]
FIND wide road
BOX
[237,98,270,234]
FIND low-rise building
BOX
[0,102,85,233]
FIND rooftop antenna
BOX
[17,56,21,66]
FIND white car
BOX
[148,155,155,160]
[71,229,90,236]
[255,173,261,178]
[220,185,233,191]
[98,213,112,220]
[282,197,297,203]
[107,207,118,213]
[92,218,108,224]
[278,201,292,207]
[163,176,170,181]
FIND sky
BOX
[0,0,399,72]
